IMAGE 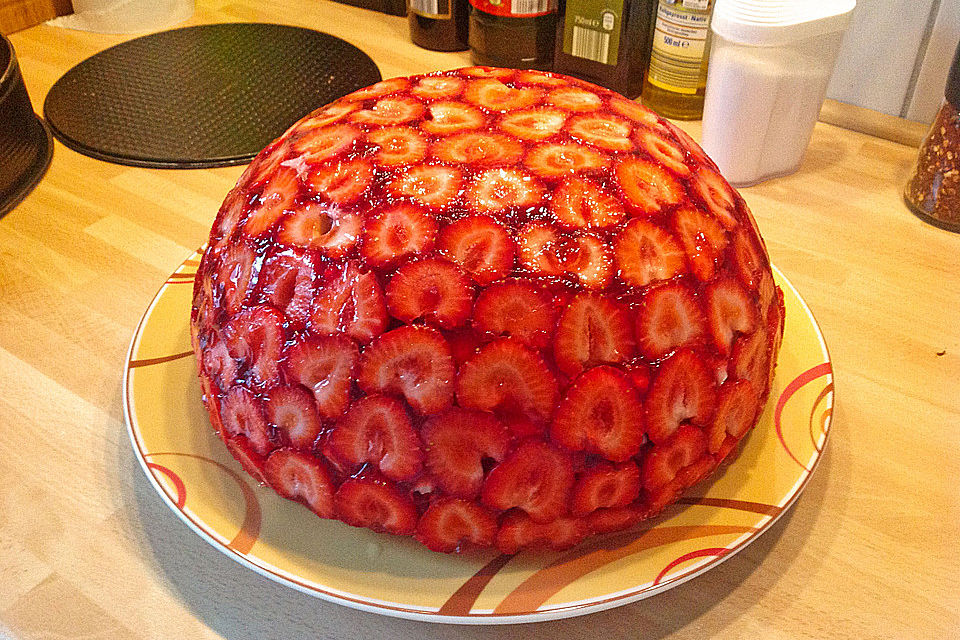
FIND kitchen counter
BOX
[3,1,959,638]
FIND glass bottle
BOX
[468,0,559,70]
[408,0,470,52]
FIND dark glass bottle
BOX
[408,0,470,51]
[468,0,559,70]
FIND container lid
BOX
[712,0,856,46]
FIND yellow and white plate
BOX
[124,250,834,624]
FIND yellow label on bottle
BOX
[647,1,711,94]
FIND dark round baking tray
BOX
[42,23,382,169]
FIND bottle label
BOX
[647,0,712,94]
[561,0,624,66]
[409,0,452,18]
[468,0,557,18]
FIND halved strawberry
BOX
[456,339,558,422]
[730,325,772,386]
[549,177,625,229]
[296,102,360,132]
[292,123,361,164]
[282,334,359,419]
[550,366,645,462]
[516,70,567,86]
[224,434,267,484]
[613,218,686,287]
[264,448,336,517]
[420,101,486,136]
[644,348,717,443]
[635,127,690,177]
[496,512,586,554]
[523,142,609,178]
[220,386,273,455]
[358,325,455,415]
[567,114,633,152]
[707,380,760,453]
[432,132,523,167]
[244,166,299,236]
[673,206,729,282]
[386,257,474,328]
[218,241,257,314]
[305,158,373,205]
[460,66,516,79]
[263,385,323,450]
[692,167,738,229]
[388,164,462,209]
[325,394,424,481]
[411,75,465,100]
[561,234,614,289]
[350,96,424,126]
[614,157,683,215]
[608,97,664,130]
[422,407,510,497]
[466,168,545,215]
[224,305,285,389]
[437,215,514,285]
[366,126,427,166]
[586,504,647,535]
[554,293,635,377]
[278,204,361,258]
[309,261,388,343]
[360,204,437,269]
[416,497,498,553]
[335,473,418,535]
[482,440,575,522]
[256,249,315,324]
[570,461,641,517]
[499,107,567,141]
[635,281,707,358]
[517,222,563,276]
[731,228,767,291]
[706,276,759,355]
[642,424,708,491]
[472,280,557,348]
[464,79,543,111]
[346,77,410,101]
[546,86,602,112]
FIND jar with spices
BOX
[904,40,960,232]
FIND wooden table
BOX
[3,1,958,637]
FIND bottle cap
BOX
[711,0,856,46]
[947,39,960,109]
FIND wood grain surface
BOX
[3,1,959,638]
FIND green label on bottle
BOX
[561,0,624,66]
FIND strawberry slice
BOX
[523,142,609,178]
[662,120,714,167]
[706,276,759,355]
[264,448,336,517]
[692,167,738,229]
[358,325,455,415]
[707,380,760,453]
[224,434,267,485]
[466,168,545,216]
[324,394,424,481]
[443,328,485,366]
[350,96,424,126]
[212,188,246,242]
[586,504,647,535]
[218,241,257,314]
[244,166,299,236]
[420,101,486,136]
[263,385,323,450]
[278,204,361,259]
[282,334,359,419]
[432,132,523,167]
[388,164,463,209]
[554,293,635,377]
[644,348,717,443]
[346,77,409,101]
[309,261,388,343]
[635,127,690,177]
[561,234,614,289]
[499,107,567,141]
[292,123,361,164]
[461,66,516,79]
[415,497,498,553]
[567,114,633,152]
[635,281,707,358]
[614,157,683,215]
[456,339,559,422]
[549,177,625,229]
[516,70,567,86]
[517,222,563,276]
[570,461,641,517]
[360,204,438,269]
[220,386,273,455]
[496,512,586,554]
[731,228,767,291]
[366,126,427,166]
[550,366,645,462]
[335,473,418,535]
[614,217,686,287]
[546,86,602,112]
[385,257,474,328]
[464,79,543,111]
[305,158,373,205]
[437,215,514,285]
[642,424,708,491]
[201,334,237,390]
[297,102,360,131]
[625,361,652,394]
[730,325,772,387]
[256,250,315,324]
[608,97,664,130]
[481,440,575,522]
[472,280,557,348]
[673,206,729,282]
[422,407,511,498]
[411,75,465,100]
[224,305,286,389]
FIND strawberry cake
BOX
[190,67,784,554]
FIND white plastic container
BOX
[700,0,855,186]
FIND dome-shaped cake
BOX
[190,67,784,554]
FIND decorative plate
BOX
[124,249,833,624]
